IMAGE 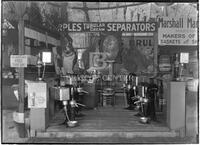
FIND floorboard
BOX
[47,105,168,132]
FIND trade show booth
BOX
[2,1,198,142]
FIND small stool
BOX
[97,90,103,107]
[102,92,115,106]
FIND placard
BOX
[180,52,189,63]
[42,52,52,63]
[158,28,197,45]
[10,55,28,67]
[27,82,47,108]
[58,22,157,33]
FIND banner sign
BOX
[158,17,198,45]
[58,22,157,33]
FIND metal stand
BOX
[124,74,139,110]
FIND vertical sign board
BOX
[158,17,198,46]
[10,55,28,67]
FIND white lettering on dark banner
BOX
[58,22,157,32]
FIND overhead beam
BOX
[24,27,60,46]
[48,2,149,10]
[71,3,148,10]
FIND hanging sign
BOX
[158,17,198,45]
[58,22,157,33]
[10,55,28,67]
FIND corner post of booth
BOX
[16,2,27,138]
[153,32,158,74]
[18,17,25,116]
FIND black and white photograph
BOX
[1,1,199,144]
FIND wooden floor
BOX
[37,94,178,138]
[47,93,168,133]
[47,105,169,132]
